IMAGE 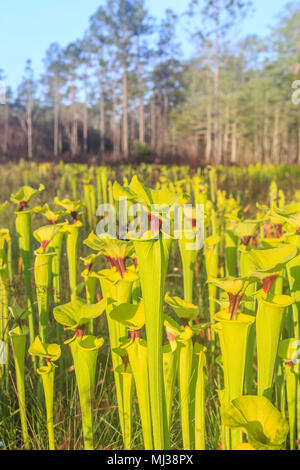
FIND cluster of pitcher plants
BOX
[1,163,300,450]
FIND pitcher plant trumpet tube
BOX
[38,203,67,305]
[177,205,201,304]
[111,300,152,449]
[247,244,296,398]
[97,266,138,448]
[113,176,182,449]
[11,184,45,354]
[84,231,138,447]
[9,322,30,448]
[33,225,61,342]
[278,338,298,450]
[192,343,207,450]
[53,298,106,449]
[28,336,61,450]
[38,205,68,347]
[164,294,208,450]
[54,198,83,301]
[204,236,220,349]
[208,276,256,449]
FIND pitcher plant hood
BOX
[33,224,63,253]
[84,232,134,276]
[208,276,255,320]
[28,336,61,374]
[53,298,107,331]
[53,197,83,221]
[164,293,199,321]
[110,299,145,331]
[113,175,184,240]
[11,184,45,210]
[222,395,289,450]
[38,203,67,224]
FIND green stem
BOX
[7,236,13,283]
[15,212,35,361]
[99,272,134,449]
[100,168,108,204]
[41,367,55,450]
[162,345,178,430]
[34,252,54,344]
[84,275,97,334]
[51,231,64,307]
[9,326,30,448]
[225,230,238,277]
[217,389,227,450]
[69,336,100,450]
[285,364,297,450]
[134,238,172,450]
[256,293,292,399]
[0,265,9,385]
[65,224,81,301]
[178,338,193,450]
[71,174,77,200]
[215,311,255,449]
[286,254,300,339]
[178,238,197,304]
[96,169,102,206]
[50,231,64,357]
[207,285,216,349]
[116,365,134,450]
[127,339,153,449]
[204,236,219,351]
[83,184,96,229]
[239,246,257,394]
[193,343,206,450]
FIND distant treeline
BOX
[0,0,300,165]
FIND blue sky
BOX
[1,0,288,93]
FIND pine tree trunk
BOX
[111,85,118,156]
[54,75,59,157]
[223,101,230,165]
[3,101,8,155]
[58,128,62,155]
[254,124,259,163]
[122,58,129,158]
[163,90,168,153]
[130,105,135,150]
[281,113,288,163]
[151,95,156,151]
[272,105,280,165]
[263,109,269,164]
[157,108,162,155]
[231,121,237,164]
[137,37,145,145]
[298,121,300,165]
[139,92,145,144]
[99,47,105,155]
[116,120,121,157]
[213,0,221,164]
[83,66,88,155]
[206,101,212,163]
[26,82,33,160]
[71,84,77,156]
